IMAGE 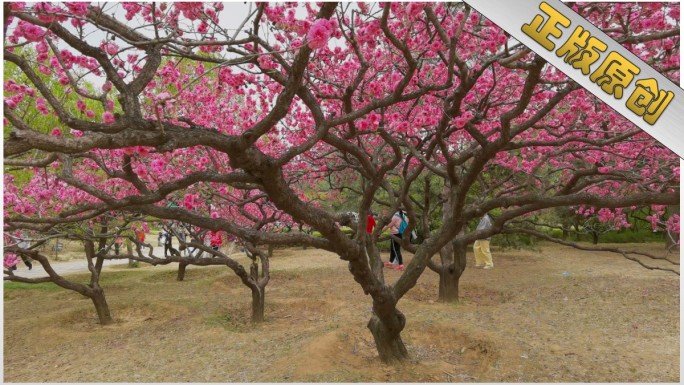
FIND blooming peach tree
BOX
[4,2,679,362]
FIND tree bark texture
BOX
[250,285,265,323]
[367,311,409,363]
[438,241,467,302]
[89,287,113,325]
[177,261,188,281]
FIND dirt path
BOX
[8,254,136,279]
[7,243,239,279]
[3,243,680,382]
[7,246,247,279]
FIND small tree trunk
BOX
[248,262,266,323]
[177,261,188,281]
[250,285,265,323]
[438,268,459,302]
[592,232,599,245]
[268,244,274,258]
[367,311,409,363]
[89,287,113,325]
[438,241,467,302]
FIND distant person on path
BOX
[364,210,377,257]
[134,227,146,252]
[163,231,174,257]
[178,231,188,256]
[17,238,33,270]
[114,237,123,256]
[210,231,223,253]
[158,230,165,247]
[383,209,408,271]
[473,213,494,269]
[366,211,376,235]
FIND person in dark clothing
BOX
[164,232,174,258]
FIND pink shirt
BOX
[385,214,402,234]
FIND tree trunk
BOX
[592,232,599,244]
[438,241,467,302]
[249,262,266,323]
[268,244,274,258]
[250,285,265,323]
[95,222,107,275]
[89,287,113,325]
[438,267,459,302]
[367,311,409,363]
[177,261,188,281]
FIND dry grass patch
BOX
[4,243,679,382]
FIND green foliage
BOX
[596,229,665,243]
[4,46,111,186]
[534,226,665,244]
[376,239,392,252]
[495,234,539,250]
[311,226,356,238]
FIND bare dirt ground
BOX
[3,243,680,382]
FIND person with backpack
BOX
[383,209,409,271]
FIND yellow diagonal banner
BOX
[464,0,684,159]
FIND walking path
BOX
[5,245,167,280]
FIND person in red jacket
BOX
[366,212,376,234]
[210,230,223,252]
[133,226,146,251]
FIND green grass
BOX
[205,312,252,332]
[4,281,62,292]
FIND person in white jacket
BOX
[473,214,494,269]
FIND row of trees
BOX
[4,2,679,362]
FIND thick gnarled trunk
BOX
[367,311,409,363]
